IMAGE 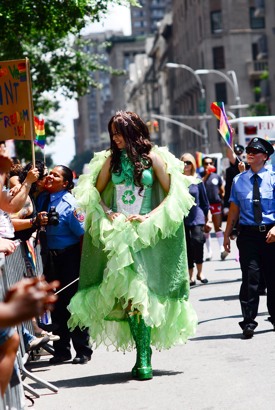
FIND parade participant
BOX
[10,160,48,242]
[40,165,92,364]
[224,137,275,339]
[0,152,58,396]
[9,161,60,342]
[202,156,227,260]
[223,143,246,217]
[181,153,210,286]
[68,111,197,380]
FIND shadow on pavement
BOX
[191,328,273,341]
[29,369,182,390]
[191,279,241,289]
[198,311,268,325]
[200,294,239,301]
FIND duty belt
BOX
[49,243,79,256]
[239,224,275,233]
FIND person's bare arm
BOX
[0,238,17,255]
[150,151,170,193]
[95,156,118,220]
[0,277,59,327]
[11,218,35,232]
[96,156,111,194]
[226,146,236,165]
[0,168,39,213]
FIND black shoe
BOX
[72,355,91,364]
[242,325,254,339]
[197,277,208,284]
[190,280,196,286]
[49,355,72,364]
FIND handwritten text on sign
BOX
[0,59,32,140]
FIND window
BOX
[252,43,258,61]
[215,82,227,104]
[250,7,265,29]
[211,10,222,33]
[213,46,225,69]
[133,10,144,17]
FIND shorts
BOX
[0,327,15,346]
[209,203,222,215]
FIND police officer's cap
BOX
[246,137,274,158]
[234,144,244,155]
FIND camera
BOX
[47,206,59,226]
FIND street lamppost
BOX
[166,62,209,153]
[195,69,243,117]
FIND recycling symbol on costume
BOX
[122,189,136,205]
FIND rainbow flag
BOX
[17,62,26,82]
[210,102,233,148]
[34,116,46,148]
[195,151,204,168]
[26,239,37,271]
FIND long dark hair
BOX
[108,111,153,191]
[57,165,74,191]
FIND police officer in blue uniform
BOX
[40,165,92,364]
[224,137,275,339]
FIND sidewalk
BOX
[26,234,275,410]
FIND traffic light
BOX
[198,98,206,114]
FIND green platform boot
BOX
[128,312,153,380]
[128,312,139,377]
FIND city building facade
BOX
[162,0,273,157]
[131,0,172,36]
[128,0,275,159]
[74,32,115,156]
[74,0,275,164]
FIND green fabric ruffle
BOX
[68,146,198,351]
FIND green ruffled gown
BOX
[68,146,198,351]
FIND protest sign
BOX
[0,58,34,141]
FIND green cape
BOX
[68,146,198,351]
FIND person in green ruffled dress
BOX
[68,111,198,380]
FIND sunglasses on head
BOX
[246,148,262,155]
[184,161,192,166]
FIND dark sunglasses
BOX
[184,161,192,166]
[204,161,213,165]
[246,148,262,155]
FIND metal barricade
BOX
[0,241,58,409]
[0,259,25,410]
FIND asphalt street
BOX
[26,232,275,410]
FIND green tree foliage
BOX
[247,103,269,116]
[69,150,95,175]
[0,0,138,160]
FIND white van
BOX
[228,116,275,169]
[228,116,275,146]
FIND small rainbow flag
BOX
[26,239,37,271]
[17,62,26,82]
[195,151,204,168]
[34,116,46,148]
[210,102,233,148]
